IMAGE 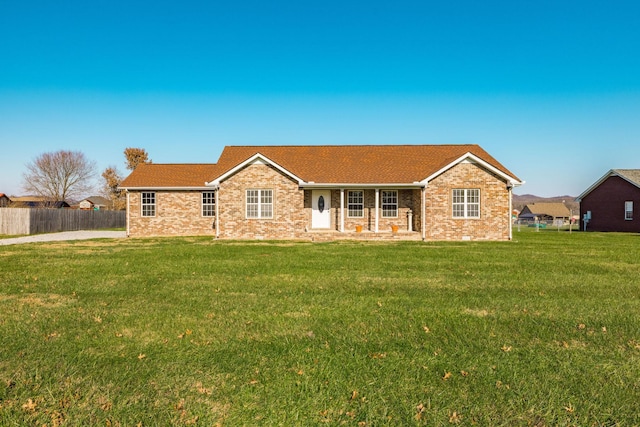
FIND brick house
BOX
[576,169,640,232]
[77,196,111,210]
[518,202,572,224]
[119,145,523,241]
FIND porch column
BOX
[375,188,379,233]
[340,188,345,232]
[214,188,220,238]
[508,183,513,240]
[421,186,426,241]
[125,191,130,237]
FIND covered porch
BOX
[304,186,425,237]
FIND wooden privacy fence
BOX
[0,208,125,235]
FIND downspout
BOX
[375,188,379,233]
[340,188,344,232]
[421,186,427,241]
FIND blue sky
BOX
[1,0,639,197]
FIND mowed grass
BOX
[0,231,639,426]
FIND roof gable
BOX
[207,153,305,186]
[422,152,521,186]
[576,169,640,202]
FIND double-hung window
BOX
[452,189,480,219]
[381,190,398,218]
[348,190,364,218]
[625,201,633,220]
[246,189,273,219]
[202,191,216,217]
[141,192,156,217]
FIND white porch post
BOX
[508,183,513,240]
[421,186,427,241]
[374,188,379,233]
[125,191,130,237]
[340,188,345,232]
[215,188,220,238]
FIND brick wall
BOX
[425,162,510,240]
[127,191,215,237]
[217,162,307,239]
[580,176,640,232]
[126,161,513,240]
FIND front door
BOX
[312,190,331,229]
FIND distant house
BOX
[10,196,70,208]
[77,196,110,210]
[0,193,10,207]
[576,169,640,232]
[120,144,523,241]
[518,202,572,224]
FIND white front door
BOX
[312,190,331,229]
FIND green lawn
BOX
[1,231,638,426]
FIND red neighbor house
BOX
[119,144,523,241]
[576,169,640,232]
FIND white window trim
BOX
[381,190,398,218]
[246,189,274,219]
[347,190,364,218]
[625,201,633,220]
[141,192,156,217]
[202,191,216,217]
[452,189,480,219]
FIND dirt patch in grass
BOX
[463,308,494,317]
[0,293,75,308]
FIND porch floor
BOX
[306,229,423,242]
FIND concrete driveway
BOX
[0,230,127,246]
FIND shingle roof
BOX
[521,202,571,218]
[576,169,640,201]
[214,144,520,184]
[81,196,111,206]
[613,169,640,187]
[119,145,521,189]
[120,164,219,188]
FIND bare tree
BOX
[101,166,126,210]
[124,147,151,171]
[22,150,97,202]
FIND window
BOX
[452,189,480,218]
[202,191,216,217]
[141,192,156,217]
[246,189,273,219]
[625,201,633,220]
[381,190,398,218]
[348,190,364,217]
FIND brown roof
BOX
[119,145,521,188]
[120,164,219,188]
[521,202,571,218]
[214,144,520,184]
